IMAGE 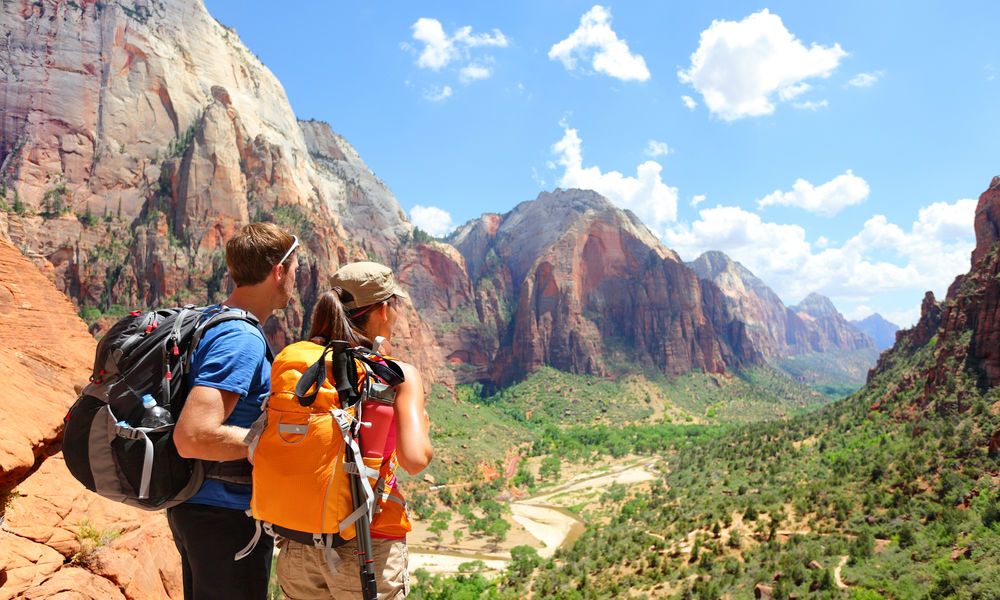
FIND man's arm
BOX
[173,385,251,461]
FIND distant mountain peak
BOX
[794,293,839,318]
[689,251,761,285]
[849,313,900,351]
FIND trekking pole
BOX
[330,344,378,600]
[349,443,378,600]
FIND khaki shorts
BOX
[276,536,410,600]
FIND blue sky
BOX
[203,1,1000,326]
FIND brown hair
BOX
[308,288,392,348]
[225,222,296,287]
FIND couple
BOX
[168,222,433,600]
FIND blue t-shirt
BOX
[185,310,271,509]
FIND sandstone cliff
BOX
[0,0,445,377]
[0,236,180,600]
[689,252,877,357]
[790,292,875,353]
[441,189,761,383]
[867,177,1000,412]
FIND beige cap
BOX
[329,262,409,310]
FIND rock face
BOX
[688,251,797,357]
[0,237,93,490]
[0,0,421,341]
[928,180,1000,395]
[790,292,875,353]
[0,237,179,599]
[868,177,1000,409]
[689,252,877,357]
[850,313,900,351]
[439,189,760,383]
[0,0,446,382]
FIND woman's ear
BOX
[375,301,391,323]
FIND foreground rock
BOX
[0,237,179,599]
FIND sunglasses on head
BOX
[277,235,299,267]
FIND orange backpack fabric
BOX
[249,340,409,540]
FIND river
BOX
[409,457,659,576]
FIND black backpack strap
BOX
[295,340,358,408]
[351,350,405,387]
[293,343,404,408]
[204,459,253,486]
[162,307,197,408]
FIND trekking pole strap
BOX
[332,408,375,531]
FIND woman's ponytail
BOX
[308,288,382,348]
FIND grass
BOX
[71,519,122,567]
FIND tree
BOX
[540,456,561,481]
[508,545,540,580]
[898,522,916,548]
[427,513,448,542]
[486,517,511,543]
[513,464,535,489]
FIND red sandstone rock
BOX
[0,237,94,490]
[449,189,759,383]
[0,237,180,599]
[0,0,423,363]
[868,177,1000,415]
[15,567,128,600]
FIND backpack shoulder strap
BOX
[187,307,274,371]
[351,349,405,387]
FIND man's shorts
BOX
[276,536,410,600]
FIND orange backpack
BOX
[247,339,406,547]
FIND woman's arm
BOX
[392,361,434,475]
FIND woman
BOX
[276,261,433,599]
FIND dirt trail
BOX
[834,555,849,588]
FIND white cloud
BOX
[848,71,883,87]
[411,19,453,70]
[793,99,829,111]
[551,123,678,232]
[677,9,846,121]
[531,167,547,188]
[423,85,453,101]
[913,198,977,241]
[884,307,921,329]
[681,95,698,110]
[691,194,706,207]
[410,205,455,237]
[549,5,650,82]
[778,83,811,101]
[459,62,492,82]
[411,18,508,70]
[645,140,672,157]
[408,18,507,92]
[758,170,869,217]
[662,197,976,322]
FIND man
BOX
[168,222,299,600]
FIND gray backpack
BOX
[63,305,268,509]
